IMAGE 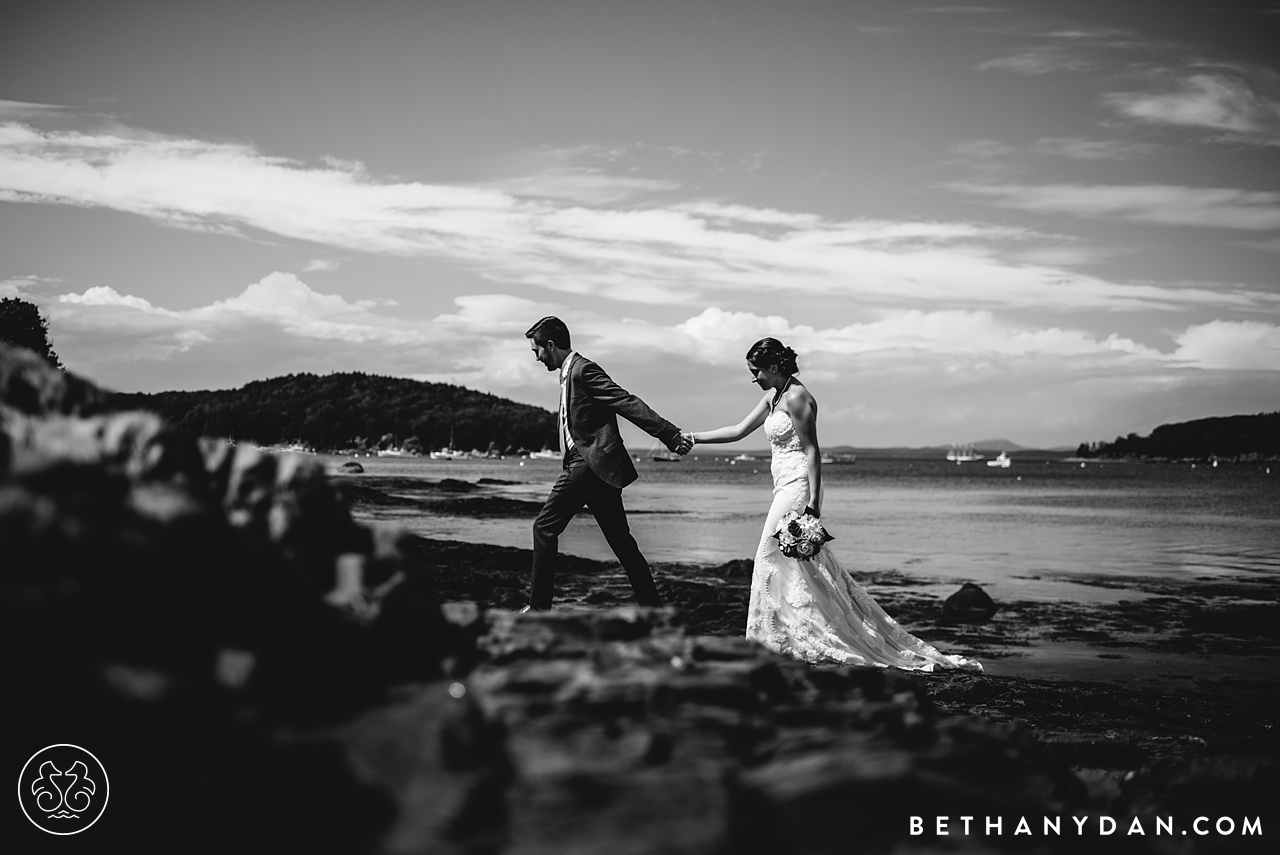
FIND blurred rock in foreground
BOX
[2,343,449,852]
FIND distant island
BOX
[109,372,557,455]
[1076,411,1280,462]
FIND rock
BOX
[1,343,450,850]
[339,460,365,473]
[942,582,999,623]
[418,608,1088,854]
[0,342,113,416]
[1121,755,1280,827]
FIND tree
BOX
[0,297,62,367]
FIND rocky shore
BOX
[4,342,1275,853]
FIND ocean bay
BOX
[332,453,1279,587]
[335,452,1280,686]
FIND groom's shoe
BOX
[518,604,548,614]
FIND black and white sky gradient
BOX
[2,0,1277,447]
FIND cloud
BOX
[1174,320,1280,370]
[49,272,433,375]
[1,113,1272,315]
[948,181,1280,230]
[666,307,1164,366]
[1006,245,1133,267]
[978,48,1092,75]
[302,259,340,272]
[61,286,158,311]
[1030,137,1157,160]
[1104,70,1280,142]
[0,100,66,119]
[36,286,1280,447]
[484,168,681,205]
[0,273,68,298]
[1,280,29,298]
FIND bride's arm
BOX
[786,391,822,516]
[688,394,771,445]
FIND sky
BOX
[2,0,1278,450]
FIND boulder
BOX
[1,343,450,850]
[942,582,999,623]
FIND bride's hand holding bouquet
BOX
[771,507,833,560]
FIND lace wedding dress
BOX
[745,409,982,671]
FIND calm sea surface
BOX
[327,452,1279,600]
[326,452,1279,684]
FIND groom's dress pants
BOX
[531,446,663,609]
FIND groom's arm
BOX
[577,360,683,449]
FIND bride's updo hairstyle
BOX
[746,338,799,375]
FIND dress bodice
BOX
[764,409,804,455]
[764,409,808,501]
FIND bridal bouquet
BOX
[771,508,833,560]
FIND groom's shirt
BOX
[559,350,577,454]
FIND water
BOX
[329,453,1279,592]
[328,452,1280,682]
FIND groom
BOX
[522,316,692,612]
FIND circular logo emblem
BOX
[17,744,109,835]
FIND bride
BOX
[684,338,981,672]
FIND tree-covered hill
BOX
[1080,411,1280,461]
[108,372,557,453]
[1,297,62,368]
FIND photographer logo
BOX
[18,744,109,835]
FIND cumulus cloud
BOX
[60,286,158,311]
[48,272,434,376]
[1,115,1266,314]
[37,284,1280,446]
[1174,320,1280,370]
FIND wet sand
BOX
[338,474,1280,784]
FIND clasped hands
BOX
[668,430,696,456]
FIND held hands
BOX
[670,430,695,456]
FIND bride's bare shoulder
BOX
[783,382,817,412]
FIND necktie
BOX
[559,371,570,455]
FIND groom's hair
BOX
[525,316,571,349]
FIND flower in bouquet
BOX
[771,509,833,560]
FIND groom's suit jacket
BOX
[563,354,681,489]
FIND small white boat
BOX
[528,448,560,460]
[986,451,1011,468]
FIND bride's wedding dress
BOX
[746,410,982,671]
